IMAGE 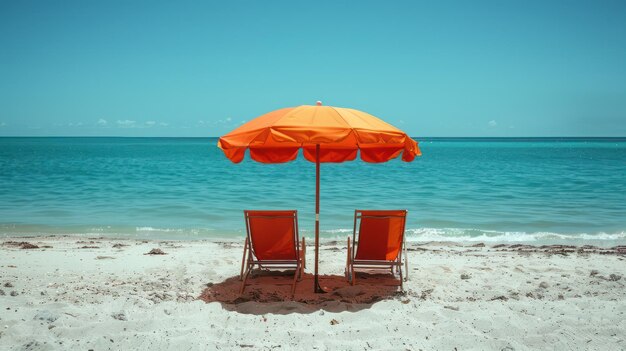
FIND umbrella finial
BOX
[316,101,322,106]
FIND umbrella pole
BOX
[314,144,326,293]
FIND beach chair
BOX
[239,210,306,296]
[345,210,408,289]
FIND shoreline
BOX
[1,236,625,349]
[1,230,625,248]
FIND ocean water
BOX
[0,137,625,245]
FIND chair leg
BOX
[345,237,352,282]
[239,238,248,280]
[291,264,301,297]
[240,263,252,294]
[404,256,409,282]
[351,264,356,286]
[301,237,306,270]
[403,235,409,281]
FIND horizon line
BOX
[1,136,625,139]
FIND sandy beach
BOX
[0,237,624,350]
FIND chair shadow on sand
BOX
[198,270,404,315]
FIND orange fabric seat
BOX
[240,210,305,296]
[346,210,408,289]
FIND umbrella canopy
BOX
[218,102,421,293]
[218,103,420,163]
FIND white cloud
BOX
[117,120,136,127]
[159,122,169,127]
[97,119,107,126]
[0,122,6,127]
[215,117,235,125]
[488,120,497,127]
[145,121,156,126]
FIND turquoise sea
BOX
[0,137,624,245]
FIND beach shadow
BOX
[198,270,404,314]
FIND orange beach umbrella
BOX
[218,102,421,292]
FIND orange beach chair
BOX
[240,210,306,296]
[345,210,409,289]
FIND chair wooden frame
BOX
[239,210,306,297]
[345,210,409,289]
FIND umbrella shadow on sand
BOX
[198,270,404,315]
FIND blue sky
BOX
[1,0,625,137]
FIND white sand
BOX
[1,237,625,350]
